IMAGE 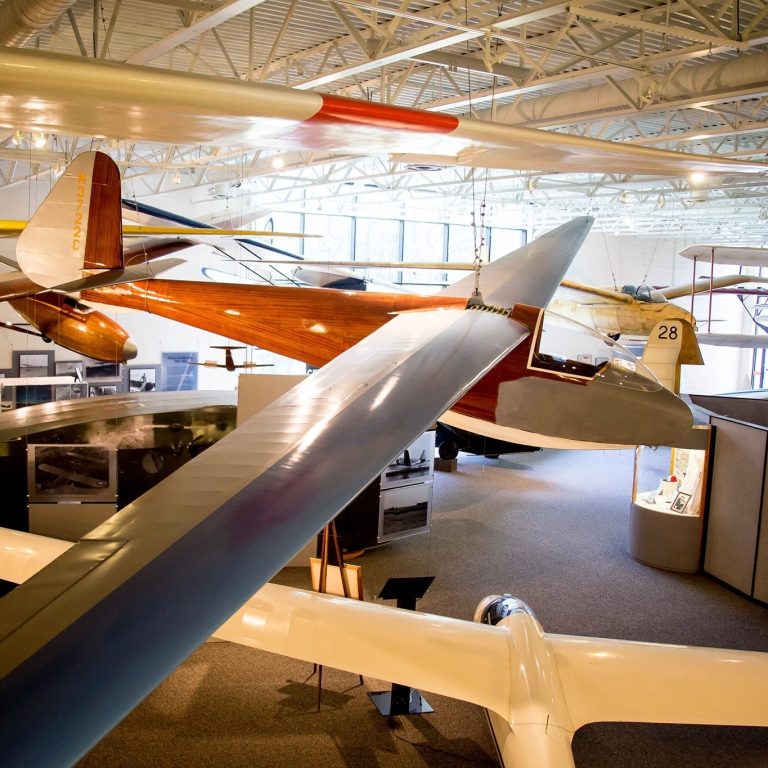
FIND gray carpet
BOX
[76,449,768,767]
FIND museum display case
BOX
[628,425,711,572]
[333,430,436,552]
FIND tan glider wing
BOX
[0,49,766,177]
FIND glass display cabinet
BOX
[627,425,711,572]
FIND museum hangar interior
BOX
[1,2,768,767]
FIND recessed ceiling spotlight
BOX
[271,155,285,169]
[690,171,707,185]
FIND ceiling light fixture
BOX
[656,193,665,209]
[618,189,628,204]
[271,155,285,169]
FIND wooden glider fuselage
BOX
[85,279,692,447]
[86,279,525,423]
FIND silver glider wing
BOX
[0,303,528,768]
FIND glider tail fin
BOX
[641,319,703,391]
[437,216,593,307]
[17,151,123,288]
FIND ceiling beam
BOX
[126,0,268,65]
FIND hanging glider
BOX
[0,48,767,178]
[0,152,191,361]
[0,196,696,766]
[86,217,693,450]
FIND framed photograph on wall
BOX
[0,368,14,410]
[124,364,160,393]
[28,444,117,502]
[55,383,87,401]
[55,359,84,382]
[13,350,54,378]
[88,384,120,397]
[84,361,122,381]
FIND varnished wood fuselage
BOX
[85,280,561,426]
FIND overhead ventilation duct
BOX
[491,50,768,128]
[0,0,78,47]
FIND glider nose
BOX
[122,338,138,361]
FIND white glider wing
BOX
[551,634,768,730]
[3,536,768,768]
[0,303,528,768]
[0,49,766,177]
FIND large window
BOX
[303,214,353,261]
[355,218,402,286]
[403,221,445,287]
[489,227,526,260]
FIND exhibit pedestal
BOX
[368,576,434,717]
[627,426,710,573]
[627,500,703,572]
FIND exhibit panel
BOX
[333,431,436,553]
[704,416,768,601]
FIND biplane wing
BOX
[680,244,768,266]
[0,48,767,178]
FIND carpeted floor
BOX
[76,448,768,767]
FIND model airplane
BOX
[0,197,698,766]
[1,527,766,768]
[85,217,692,450]
[189,346,274,372]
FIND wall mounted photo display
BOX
[88,384,120,397]
[670,491,692,514]
[12,350,55,407]
[84,361,122,381]
[28,444,117,503]
[124,364,160,393]
[54,383,87,401]
[13,350,54,378]
[0,369,14,410]
[55,359,84,382]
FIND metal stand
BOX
[368,576,435,717]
